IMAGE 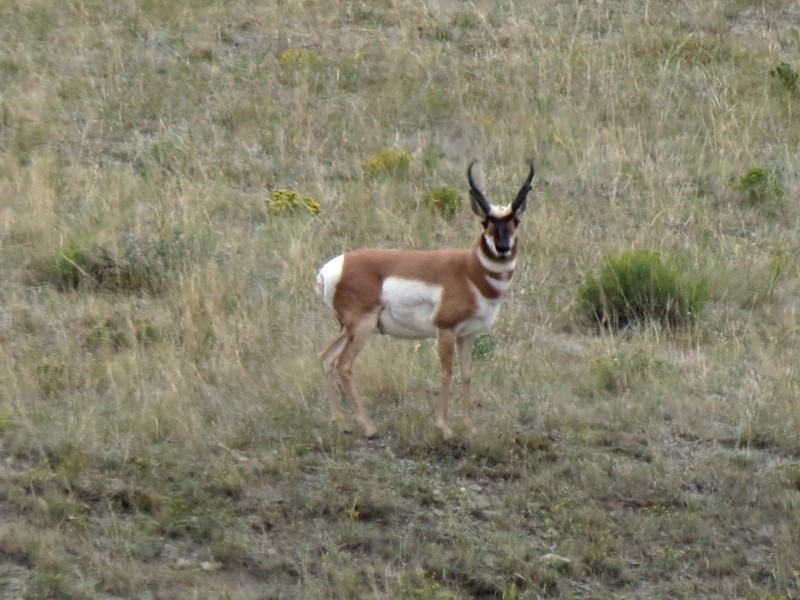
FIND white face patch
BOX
[477,247,517,273]
[378,277,443,339]
[317,254,345,308]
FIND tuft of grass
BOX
[588,352,674,394]
[422,185,463,220]
[578,250,708,329]
[363,148,413,180]
[766,242,791,299]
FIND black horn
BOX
[467,160,492,217]
[511,160,535,214]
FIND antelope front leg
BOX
[436,328,457,439]
[457,334,476,432]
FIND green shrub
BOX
[578,250,708,329]
[472,332,496,360]
[769,61,798,94]
[422,186,462,219]
[363,148,413,180]
[734,167,784,204]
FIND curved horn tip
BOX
[525,159,535,176]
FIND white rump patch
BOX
[378,277,442,339]
[317,254,344,308]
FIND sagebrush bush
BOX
[48,230,217,292]
[578,250,708,329]
[422,185,462,219]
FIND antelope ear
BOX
[511,160,535,216]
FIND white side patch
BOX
[317,254,345,308]
[456,282,502,336]
[378,277,442,339]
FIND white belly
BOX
[378,277,442,339]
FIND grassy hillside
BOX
[1,0,799,598]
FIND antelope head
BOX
[468,160,535,259]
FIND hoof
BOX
[366,431,382,441]
[439,427,454,441]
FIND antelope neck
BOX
[477,237,517,274]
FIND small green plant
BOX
[0,409,13,432]
[783,464,800,491]
[767,242,791,298]
[734,167,784,204]
[769,61,798,94]
[52,238,102,289]
[422,186,462,219]
[451,11,480,29]
[578,250,708,328]
[472,332,496,360]
[278,48,321,69]
[268,188,321,216]
[588,352,673,394]
[149,136,194,173]
[363,148,413,179]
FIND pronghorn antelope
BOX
[317,160,535,439]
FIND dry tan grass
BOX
[1,0,800,598]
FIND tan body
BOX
[317,161,535,439]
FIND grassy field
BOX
[1,0,800,598]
